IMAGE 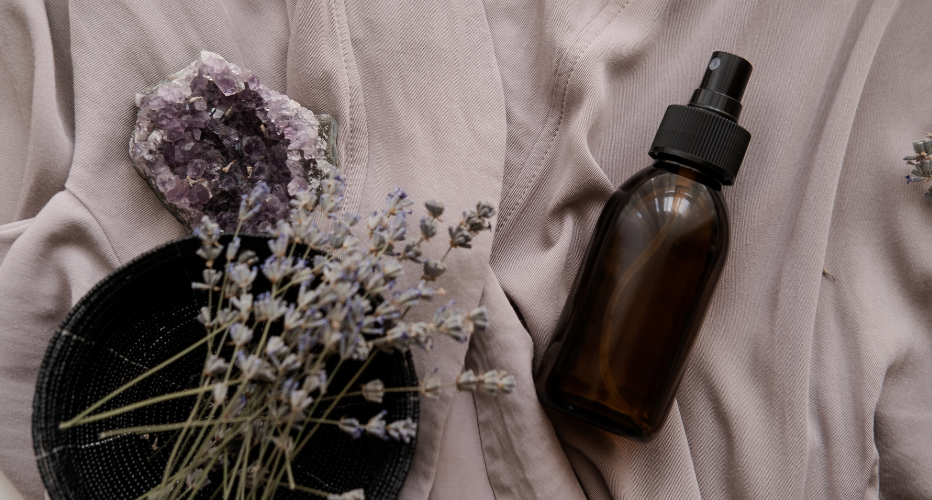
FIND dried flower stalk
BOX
[60,166,511,499]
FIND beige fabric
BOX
[1,0,931,499]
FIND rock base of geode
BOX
[129,51,338,233]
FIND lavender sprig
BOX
[63,166,508,500]
[904,134,932,199]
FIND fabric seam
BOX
[469,390,497,500]
[63,188,120,266]
[328,0,368,218]
[496,0,630,233]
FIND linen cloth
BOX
[1,0,930,499]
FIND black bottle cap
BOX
[690,51,752,120]
[649,51,753,186]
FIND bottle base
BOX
[536,389,659,443]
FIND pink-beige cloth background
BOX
[1,0,930,498]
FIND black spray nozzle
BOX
[689,51,753,121]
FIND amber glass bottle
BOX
[535,52,753,442]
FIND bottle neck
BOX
[652,159,723,191]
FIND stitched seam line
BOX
[63,187,120,266]
[329,0,369,218]
[470,389,497,500]
[497,0,630,233]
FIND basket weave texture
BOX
[32,235,418,499]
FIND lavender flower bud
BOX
[321,178,341,196]
[419,373,443,399]
[468,307,490,331]
[203,269,223,286]
[265,336,287,358]
[247,181,271,206]
[368,211,386,232]
[382,259,404,280]
[297,334,317,359]
[279,353,301,373]
[297,283,319,309]
[422,259,446,280]
[409,322,433,351]
[417,281,436,301]
[225,237,241,261]
[370,231,389,253]
[387,215,407,241]
[419,216,437,240]
[352,338,370,361]
[497,370,516,394]
[339,332,361,361]
[456,370,478,392]
[231,293,253,321]
[386,418,417,443]
[448,225,472,248]
[267,233,289,257]
[375,301,399,319]
[261,255,292,283]
[302,223,327,248]
[212,383,228,406]
[193,217,221,246]
[476,201,496,219]
[289,189,317,211]
[318,193,342,214]
[215,307,238,326]
[403,241,423,261]
[197,306,213,326]
[463,210,485,232]
[328,489,365,500]
[289,389,313,413]
[362,379,385,403]
[384,324,411,351]
[229,264,257,290]
[238,197,261,221]
[425,199,445,218]
[273,435,294,454]
[283,305,304,330]
[254,293,287,322]
[385,188,413,214]
[477,370,500,395]
[230,324,253,346]
[395,288,421,309]
[344,212,361,227]
[196,244,223,263]
[338,417,363,439]
[361,316,384,336]
[275,220,295,240]
[364,411,388,439]
[204,355,229,377]
[236,353,275,382]
[440,312,468,342]
[365,274,388,296]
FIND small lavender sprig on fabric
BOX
[59,167,508,500]
[904,134,932,199]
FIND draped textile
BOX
[1,0,930,498]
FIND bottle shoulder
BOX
[605,166,730,251]
[614,166,728,218]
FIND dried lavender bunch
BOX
[904,134,932,199]
[59,167,511,500]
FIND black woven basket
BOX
[32,235,418,499]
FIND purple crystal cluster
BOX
[129,51,337,233]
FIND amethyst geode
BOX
[129,51,337,233]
